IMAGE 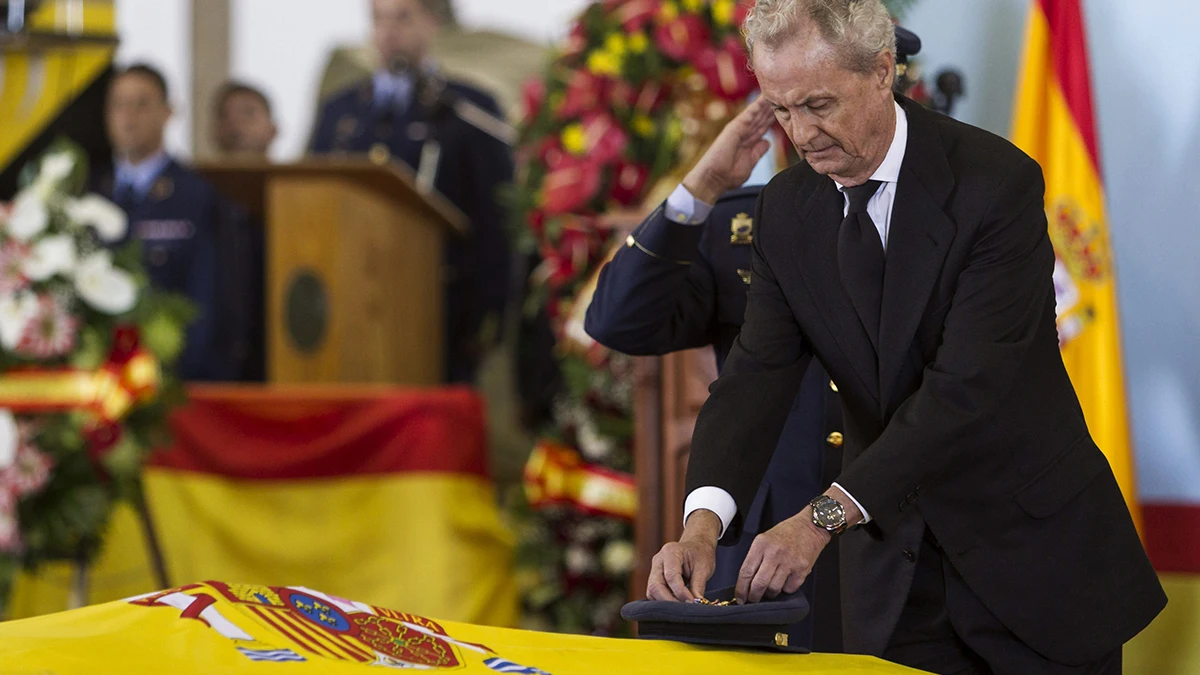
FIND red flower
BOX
[528,209,548,240]
[693,37,756,101]
[654,13,710,62]
[734,0,752,28]
[521,78,547,121]
[610,161,651,206]
[633,80,671,114]
[84,422,121,468]
[0,444,54,497]
[109,324,142,364]
[562,23,589,59]
[558,70,610,120]
[610,0,660,32]
[584,113,629,165]
[542,159,604,215]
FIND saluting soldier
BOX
[95,63,252,382]
[308,0,513,384]
[586,28,923,653]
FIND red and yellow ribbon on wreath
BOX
[523,439,637,521]
[0,326,161,458]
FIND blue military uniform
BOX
[585,187,845,652]
[309,75,512,383]
[93,156,253,381]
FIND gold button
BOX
[775,632,789,647]
[626,235,636,248]
[826,432,844,448]
[368,143,391,165]
[829,381,839,392]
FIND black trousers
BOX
[882,532,1122,675]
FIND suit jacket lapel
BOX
[878,100,956,413]
[792,178,881,405]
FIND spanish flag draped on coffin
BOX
[0,580,924,674]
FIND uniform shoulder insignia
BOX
[730,212,753,245]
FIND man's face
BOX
[106,73,171,160]
[372,0,438,69]
[753,22,896,184]
[216,91,277,157]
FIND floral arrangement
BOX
[509,0,919,635]
[0,141,193,614]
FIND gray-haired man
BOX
[647,1,1164,673]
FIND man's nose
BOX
[789,120,820,148]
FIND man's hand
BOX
[647,509,720,602]
[682,97,777,204]
[735,506,832,605]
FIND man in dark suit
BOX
[585,103,843,652]
[309,0,512,384]
[97,63,251,381]
[647,2,1164,673]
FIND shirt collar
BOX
[372,69,415,107]
[115,151,170,196]
[834,100,908,192]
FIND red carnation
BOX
[634,80,671,114]
[610,161,651,206]
[693,37,755,101]
[654,13,710,62]
[542,159,603,215]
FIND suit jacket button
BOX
[898,500,907,512]
[902,549,916,563]
[907,493,917,504]
[826,432,844,448]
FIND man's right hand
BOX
[647,509,720,602]
[682,97,777,204]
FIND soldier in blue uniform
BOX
[308,0,512,384]
[587,27,923,652]
[95,63,252,381]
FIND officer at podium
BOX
[586,27,924,652]
[94,63,252,381]
[308,0,512,384]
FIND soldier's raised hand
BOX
[682,97,777,204]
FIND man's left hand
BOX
[735,506,832,604]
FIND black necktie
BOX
[838,179,885,347]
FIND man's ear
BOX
[876,51,896,91]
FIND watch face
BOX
[813,497,846,529]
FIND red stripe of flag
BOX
[270,611,371,663]
[1142,503,1200,574]
[1037,0,1101,169]
[249,607,337,659]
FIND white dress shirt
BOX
[682,101,909,537]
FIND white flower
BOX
[39,152,76,185]
[0,292,39,350]
[65,194,128,242]
[74,251,138,315]
[577,420,614,461]
[0,409,17,470]
[23,234,77,281]
[601,540,636,575]
[564,544,595,575]
[3,191,49,242]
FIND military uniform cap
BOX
[895,25,922,65]
[621,586,811,653]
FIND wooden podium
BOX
[198,159,466,386]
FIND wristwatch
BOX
[809,495,849,535]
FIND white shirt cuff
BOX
[831,482,872,524]
[664,184,714,225]
[683,486,737,540]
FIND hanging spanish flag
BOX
[1010,0,1139,522]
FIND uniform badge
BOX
[368,143,391,165]
[730,212,753,245]
[150,176,174,201]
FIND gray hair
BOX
[743,0,897,74]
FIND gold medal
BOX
[730,212,753,245]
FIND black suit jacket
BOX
[686,97,1165,663]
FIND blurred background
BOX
[0,0,1196,672]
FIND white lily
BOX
[74,251,138,315]
[23,234,77,281]
[39,152,76,185]
[0,409,17,470]
[4,191,49,243]
[0,292,38,350]
[64,194,128,242]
